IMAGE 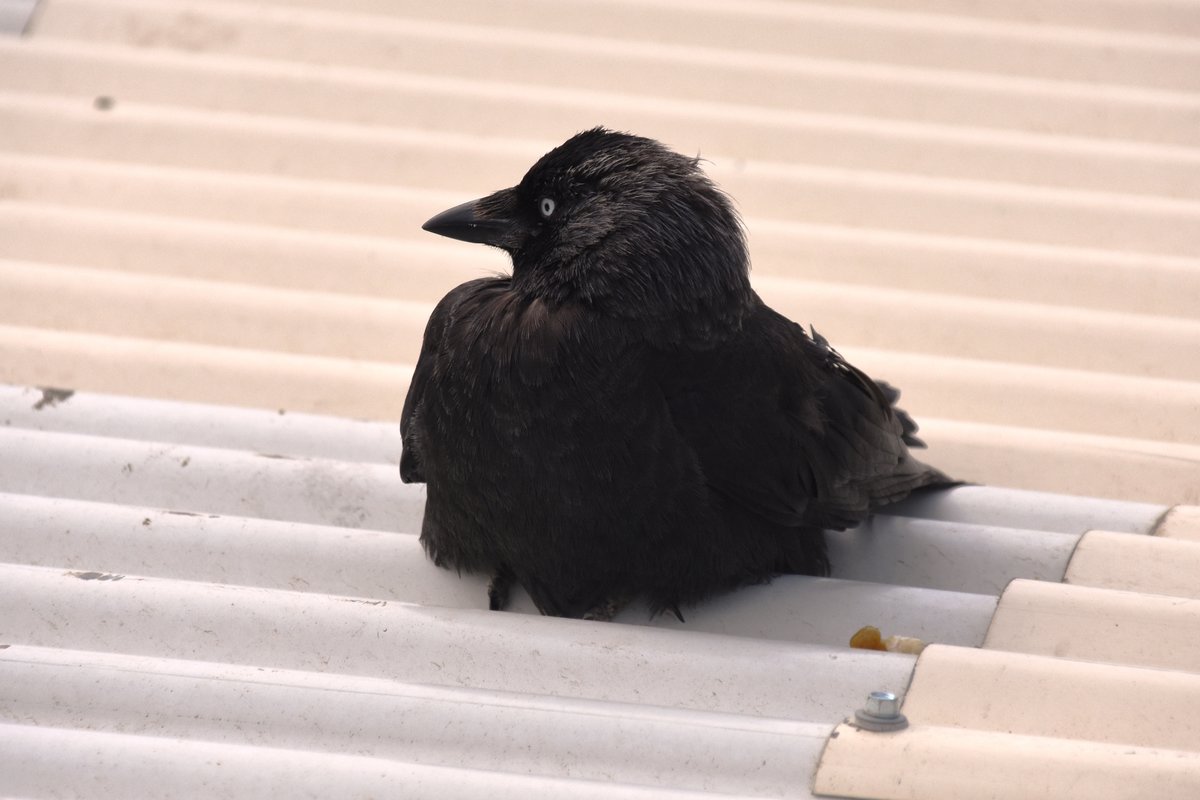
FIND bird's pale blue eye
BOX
[539,197,556,218]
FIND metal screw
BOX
[854,690,908,732]
[865,690,899,718]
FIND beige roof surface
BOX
[1,0,1198,503]
[2,0,1200,797]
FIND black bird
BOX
[402,128,950,620]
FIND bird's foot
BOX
[581,593,631,622]
[487,566,514,611]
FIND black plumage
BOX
[402,128,950,620]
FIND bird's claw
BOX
[581,593,630,622]
[487,566,514,611]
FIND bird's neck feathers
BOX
[510,180,754,345]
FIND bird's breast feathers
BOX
[439,277,638,389]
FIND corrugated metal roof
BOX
[2,0,1200,796]
[3,384,1200,797]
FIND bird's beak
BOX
[422,188,521,250]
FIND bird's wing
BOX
[661,298,947,531]
[400,309,444,483]
[401,277,504,483]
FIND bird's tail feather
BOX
[874,379,926,449]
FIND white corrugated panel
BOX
[2,385,1197,797]
[3,0,1200,796]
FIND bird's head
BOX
[423,128,752,325]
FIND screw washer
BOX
[854,690,909,732]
